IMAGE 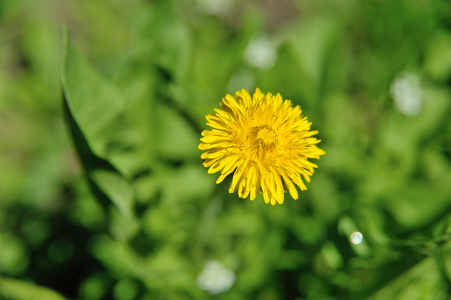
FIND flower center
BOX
[256,127,277,146]
[242,126,280,162]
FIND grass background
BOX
[1,0,451,299]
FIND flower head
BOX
[199,88,325,205]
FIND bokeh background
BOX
[1,0,451,299]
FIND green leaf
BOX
[0,277,67,300]
[368,257,446,300]
[61,29,127,158]
[61,30,135,221]
[91,169,133,219]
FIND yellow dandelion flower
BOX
[199,88,326,205]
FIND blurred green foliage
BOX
[1,0,451,299]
